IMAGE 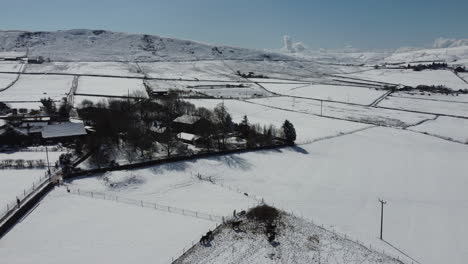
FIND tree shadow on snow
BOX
[290,146,309,154]
[207,155,252,171]
[149,161,190,175]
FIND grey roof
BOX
[42,122,87,139]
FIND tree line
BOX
[75,92,296,167]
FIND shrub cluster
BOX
[247,204,280,223]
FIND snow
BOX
[139,61,242,81]
[0,61,23,72]
[1,74,73,103]
[25,62,144,77]
[260,82,386,105]
[73,95,109,107]
[176,214,402,264]
[76,127,468,264]
[384,45,468,63]
[0,30,289,62]
[76,76,147,97]
[0,73,18,89]
[42,121,87,139]
[0,169,47,208]
[186,99,368,144]
[178,132,199,141]
[0,188,215,264]
[378,96,468,117]
[410,116,468,143]
[459,72,468,82]
[245,96,434,127]
[67,168,258,218]
[390,91,468,103]
[174,114,201,124]
[195,86,271,99]
[341,69,468,90]
[0,150,64,207]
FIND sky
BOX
[0,0,467,50]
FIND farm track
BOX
[0,63,26,92]
[369,90,393,106]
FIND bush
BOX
[247,205,280,223]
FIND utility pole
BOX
[45,145,51,177]
[379,199,387,240]
[320,100,323,116]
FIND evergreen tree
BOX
[282,120,296,144]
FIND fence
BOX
[275,206,413,264]
[0,171,51,225]
[65,142,290,179]
[68,188,224,223]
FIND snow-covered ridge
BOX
[0,29,291,62]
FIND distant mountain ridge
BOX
[0,29,291,62]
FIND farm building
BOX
[172,114,212,135]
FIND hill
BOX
[175,208,402,264]
[0,29,290,62]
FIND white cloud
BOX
[281,35,307,53]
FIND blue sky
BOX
[1,0,467,50]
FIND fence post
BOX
[141,201,143,207]
[91,192,93,198]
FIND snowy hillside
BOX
[175,212,402,264]
[0,29,290,62]
[384,45,468,64]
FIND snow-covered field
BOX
[341,69,468,90]
[1,29,467,264]
[1,74,73,102]
[0,61,23,72]
[187,99,369,144]
[0,169,47,209]
[459,72,468,82]
[0,188,215,264]
[410,116,468,143]
[245,96,434,127]
[378,96,468,117]
[0,150,64,207]
[25,62,143,77]
[390,91,468,103]
[0,73,18,89]
[139,61,241,81]
[72,127,467,264]
[76,76,147,97]
[260,82,386,105]
[67,167,257,217]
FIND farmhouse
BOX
[172,114,211,135]
[41,121,87,142]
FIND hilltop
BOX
[0,29,290,62]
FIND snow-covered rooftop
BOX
[41,121,87,139]
[173,114,201,125]
[177,132,199,142]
